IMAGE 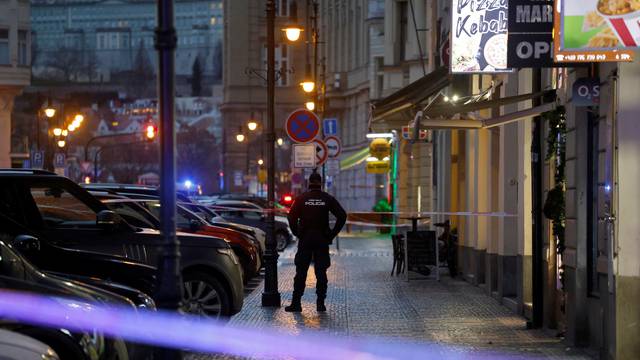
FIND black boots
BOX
[285,297,327,312]
[285,297,302,312]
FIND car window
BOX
[105,202,158,229]
[146,203,191,229]
[242,210,262,220]
[30,187,97,227]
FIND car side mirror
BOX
[189,219,202,231]
[13,235,40,253]
[97,210,120,230]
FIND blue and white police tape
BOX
[0,290,531,359]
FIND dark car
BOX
[209,200,295,251]
[0,239,134,360]
[88,191,261,281]
[0,170,243,318]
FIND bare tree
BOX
[45,46,82,82]
[191,56,203,96]
[130,40,155,97]
[83,49,100,82]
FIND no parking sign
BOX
[286,109,320,143]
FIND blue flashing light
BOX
[184,180,193,189]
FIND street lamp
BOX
[276,137,284,146]
[53,128,62,136]
[300,80,315,93]
[61,129,68,137]
[68,124,77,132]
[258,159,264,165]
[57,140,66,148]
[282,1,303,42]
[236,133,245,142]
[305,101,315,111]
[44,107,56,118]
[247,121,258,131]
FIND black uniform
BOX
[287,188,347,301]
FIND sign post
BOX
[30,151,44,169]
[286,109,320,143]
[311,138,328,167]
[323,118,338,136]
[293,144,316,168]
[324,136,342,158]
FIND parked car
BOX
[0,169,244,318]
[209,200,295,251]
[89,191,260,281]
[0,239,134,360]
[0,329,59,360]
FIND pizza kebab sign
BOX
[452,0,510,73]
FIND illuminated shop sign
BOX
[451,0,512,73]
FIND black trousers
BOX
[292,243,331,299]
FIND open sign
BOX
[572,78,600,107]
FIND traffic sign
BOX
[293,144,316,168]
[366,160,390,174]
[286,109,320,143]
[31,151,44,169]
[311,138,328,166]
[402,126,429,141]
[323,118,338,136]
[324,136,342,158]
[326,159,340,176]
[53,153,66,168]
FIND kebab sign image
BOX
[451,0,511,73]
[562,0,640,49]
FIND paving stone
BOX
[186,236,594,360]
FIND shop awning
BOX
[340,147,370,171]
[371,67,451,129]
[375,88,557,131]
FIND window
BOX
[277,0,289,17]
[30,187,97,227]
[0,29,9,65]
[18,30,28,65]
[263,44,290,86]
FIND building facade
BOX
[0,0,31,167]
[367,1,639,358]
[220,0,310,194]
[30,0,223,95]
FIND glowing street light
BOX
[258,159,264,165]
[74,114,84,123]
[44,108,56,118]
[276,137,284,146]
[53,128,62,136]
[57,140,66,148]
[61,129,69,137]
[247,121,258,131]
[300,80,315,93]
[68,124,77,132]
[236,133,245,142]
[282,26,303,42]
[305,101,315,111]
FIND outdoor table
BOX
[398,214,430,232]
[398,215,437,281]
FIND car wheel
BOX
[275,231,289,252]
[181,271,230,319]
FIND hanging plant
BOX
[542,106,567,287]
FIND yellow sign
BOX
[366,161,390,174]
[369,138,390,159]
[258,169,267,183]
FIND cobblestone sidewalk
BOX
[188,237,593,359]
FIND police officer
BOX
[285,172,347,312]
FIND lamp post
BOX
[262,0,281,308]
[154,1,182,360]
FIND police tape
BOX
[0,290,521,359]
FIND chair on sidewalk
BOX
[391,234,405,276]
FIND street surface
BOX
[188,233,594,359]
